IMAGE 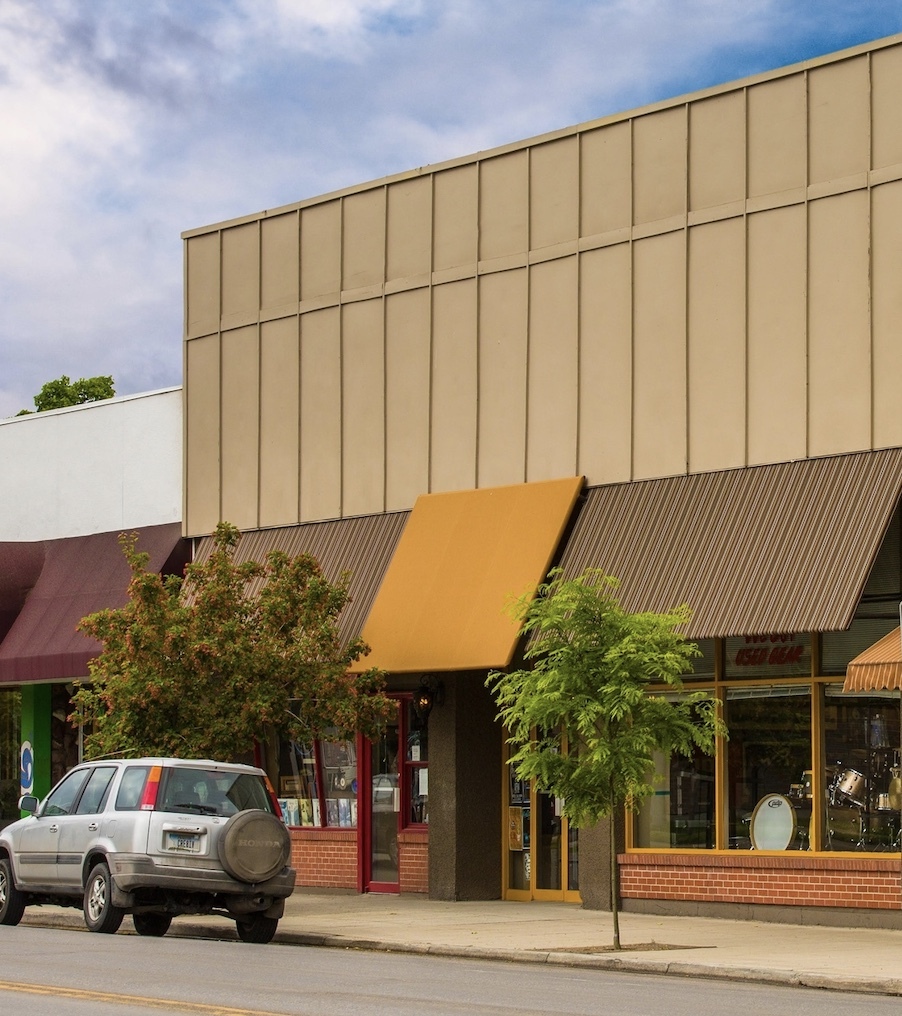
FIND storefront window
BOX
[405,700,428,824]
[727,685,811,850]
[823,687,901,852]
[635,744,715,848]
[278,733,358,828]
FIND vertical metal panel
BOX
[341,300,385,517]
[872,46,902,170]
[430,279,478,494]
[689,91,746,211]
[687,218,746,473]
[259,317,300,527]
[300,200,341,302]
[184,334,221,536]
[808,56,870,185]
[479,151,528,262]
[385,289,431,511]
[260,212,299,312]
[746,73,807,199]
[299,308,342,523]
[578,244,632,485]
[527,257,578,481]
[185,232,220,339]
[632,231,687,479]
[477,269,528,488]
[632,106,686,225]
[558,449,902,639]
[871,181,902,450]
[808,191,871,457]
[386,176,432,283]
[220,325,260,530]
[746,205,807,465]
[221,222,260,325]
[580,121,631,237]
[530,137,578,250]
[432,165,478,273]
[342,189,386,292]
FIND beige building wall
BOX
[183,34,902,536]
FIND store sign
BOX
[725,633,811,679]
[20,740,34,795]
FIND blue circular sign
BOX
[20,741,34,795]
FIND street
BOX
[0,924,900,1016]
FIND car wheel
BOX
[0,858,26,926]
[217,810,291,883]
[235,914,278,944]
[83,862,125,934]
[132,912,172,937]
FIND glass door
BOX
[366,715,400,891]
[503,738,580,902]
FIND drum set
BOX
[749,756,902,851]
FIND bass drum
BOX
[750,793,797,850]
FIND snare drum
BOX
[750,793,797,850]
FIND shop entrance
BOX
[503,754,580,902]
[361,696,429,893]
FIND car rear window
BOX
[116,766,151,810]
[158,768,273,816]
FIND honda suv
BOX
[0,758,296,943]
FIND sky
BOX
[2,1,902,419]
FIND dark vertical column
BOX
[428,671,502,900]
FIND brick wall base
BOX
[621,852,902,911]
[289,828,429,894]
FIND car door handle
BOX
[87,822,99,831]
[48,824,59,833]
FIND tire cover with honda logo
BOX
[218,810,291,883]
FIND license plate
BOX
[167,832,200,853]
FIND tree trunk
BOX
[609,778,621,949]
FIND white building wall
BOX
[0,388,182,541]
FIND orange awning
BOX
[353,477,585,673]
[843,627,902,692]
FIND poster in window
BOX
[508,806,524,851]
[298,798,314,826]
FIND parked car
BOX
[0,757,296,943]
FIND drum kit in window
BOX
[749,756,902,851]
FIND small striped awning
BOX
[557,448,902,640]
[190,513,409,647]
[844,628,902,692]
[352,477,585,673]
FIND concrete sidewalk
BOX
[21,889,902,997]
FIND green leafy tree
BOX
[72,523,391,766]
[17,374,115,415]
[487,569,726,949]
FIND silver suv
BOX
[0,758,296,943]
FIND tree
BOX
[72,523,391,765]
[487,569,726,950]
[17,374,115,415]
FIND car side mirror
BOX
[18,795,39,815]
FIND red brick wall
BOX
[620,853,902,910]
[290,829,358,889]
[289,827,430,894]
[398,828,429,893]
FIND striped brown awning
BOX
[557,449,902,639]
[190,513,409,647]
[0,524,187,685]
[844,627,902,692]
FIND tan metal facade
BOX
[183,34,902,538]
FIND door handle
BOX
[88,823,99,832]
[48,824,59,833]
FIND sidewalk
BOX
[22,889,902,997]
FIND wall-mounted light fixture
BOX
[413,676,444,723]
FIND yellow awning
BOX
[353,476,584,673]
[844,627,902,692]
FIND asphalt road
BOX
[1,924,900,1016]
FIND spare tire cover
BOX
[218,810,291,883]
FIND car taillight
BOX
[263,775,282,817]
[140,766,162,810]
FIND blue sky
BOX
[2,0,901,418]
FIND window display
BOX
[279,734,357,828]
